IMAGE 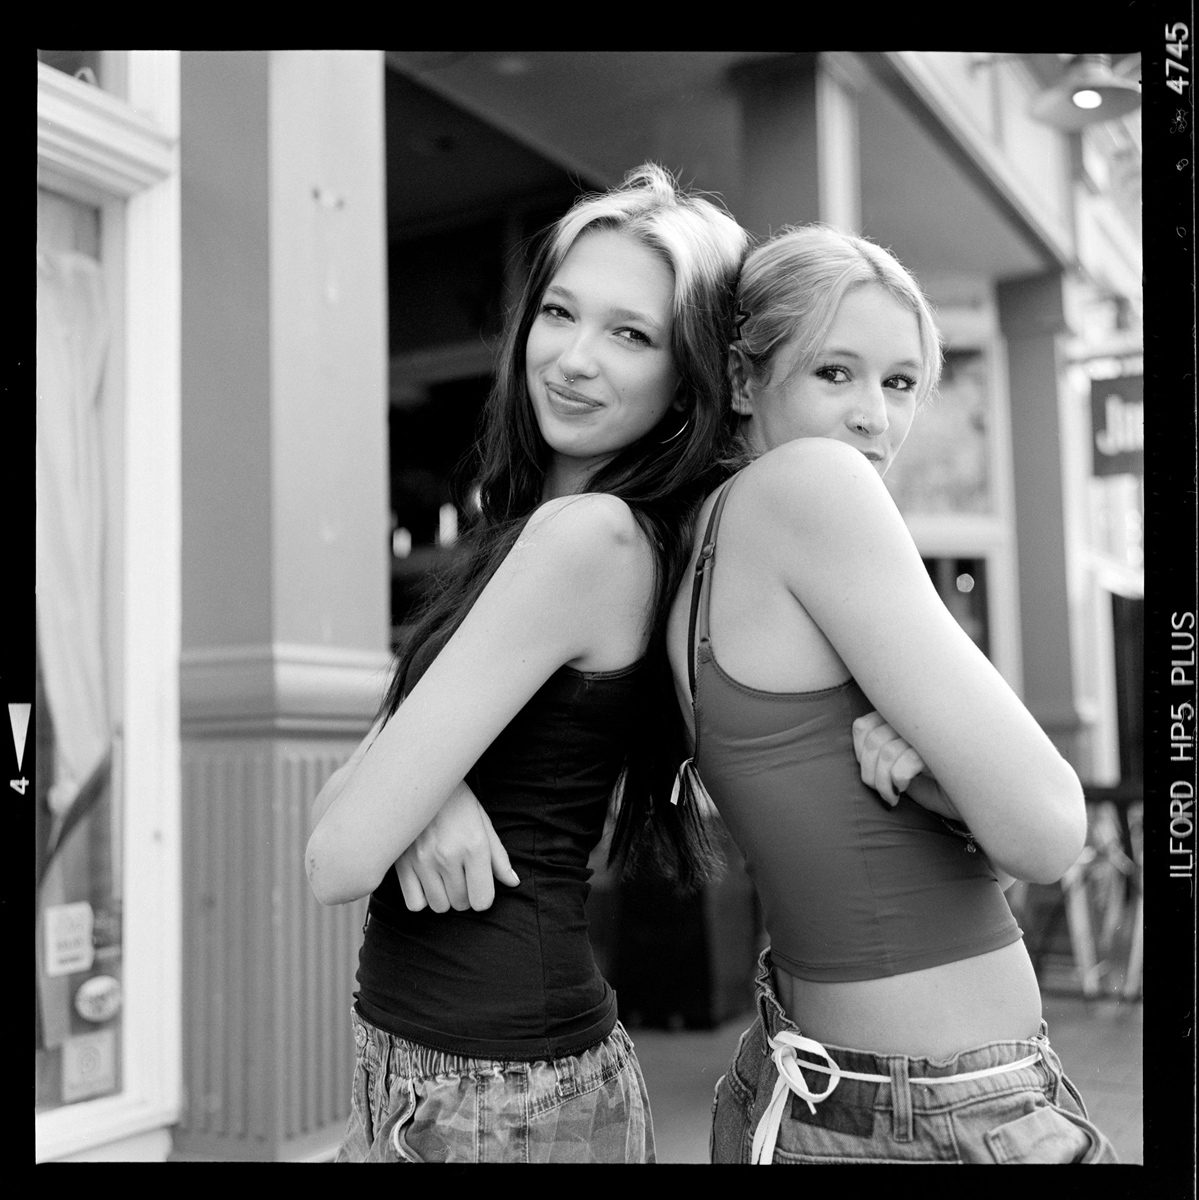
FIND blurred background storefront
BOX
[35,47,1145,1161]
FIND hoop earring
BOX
[659,417,691,445]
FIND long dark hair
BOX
[379,164,749,890]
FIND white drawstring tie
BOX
[751,1031,843,1163]
[750,1030,1043,1164]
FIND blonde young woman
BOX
[305,165,747,1163]
[666,225,1118,1164]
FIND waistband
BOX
[350,1004,627,1076]
[750,948,1053,1164]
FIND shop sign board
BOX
[1091,375,1144,477]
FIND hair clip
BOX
[732,308,749,339]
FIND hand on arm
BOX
[394,780,519,912]
[852,710,1016,890]
[851,710,953,811]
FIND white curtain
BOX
[35,250,111,834]
[35,250,111,1049]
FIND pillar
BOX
[175,50,390,1160]
[997,270,1084,763]
[730,52,864,238]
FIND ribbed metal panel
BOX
[176,738,366,1159]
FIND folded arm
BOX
[305,494,654,905]
[757,439,1086,885]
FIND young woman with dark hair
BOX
[305,163,748,1163]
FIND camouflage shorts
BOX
[334,1008,656,1163]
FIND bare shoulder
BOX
[735,438,894,529]
[742,436,884,496]
[521,492,650,573]
[516,494,656,666]
[505,495,656,625]
[526,491,642,539]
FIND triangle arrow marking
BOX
[9,704,30,772]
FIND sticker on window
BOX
[61,1030,117,1104]
[74,974,122,1024]
[44,902,95,977]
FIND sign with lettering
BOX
[1091,375,1143,477]
[44,901,95,978]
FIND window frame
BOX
[36,54,182,1162]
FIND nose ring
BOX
[562,371,576,385]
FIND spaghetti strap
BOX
[669,477,739,809]
[686,477,738,702]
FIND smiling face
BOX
[734,283,924,476]
[525,228,681,497]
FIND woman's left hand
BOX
[853,711,1017,887]
[852,710,929,806]
[852,711,964,821]
[394,781,519,913]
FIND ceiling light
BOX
[1031,54,1141,131]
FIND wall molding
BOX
[180,643,393,735]
[37,63,177,201]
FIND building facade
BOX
[34,47,1144,1161]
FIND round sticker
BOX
[74,974,122,1024]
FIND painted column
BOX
[730,52,864,237]
[997,270,1084,764]
[175,50,390,1160]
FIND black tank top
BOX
[355,658,646,1059]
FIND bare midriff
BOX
[773,940,1043,1059]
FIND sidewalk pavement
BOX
[630,993,1143,1164]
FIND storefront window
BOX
[389,374,490,642]
[923,557,991,656]
[885,348,993,516]
[35,188,125,1114]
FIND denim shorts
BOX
[334,1008,656,1162]
[710,949,1119,1164]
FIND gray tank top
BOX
[684,476,1021,981]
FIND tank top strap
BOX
[686,476,738,701]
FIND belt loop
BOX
[757,990,776,1048]
[1037,1033,1066,1105]
[757,951,780,1043]
[888,1056,914,1142]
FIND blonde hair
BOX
[735,224,943,407]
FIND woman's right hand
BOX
[394,781,520,913]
